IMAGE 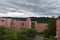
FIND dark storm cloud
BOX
[0,0,60,17]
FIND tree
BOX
[0,27,5,40]
[43,18,56,38]
[0,27,17,40]
[47,18,56,36]
[3,28,17,40]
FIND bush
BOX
[17,29,37,40]
[0,27,38,40]
[49,36,55,40]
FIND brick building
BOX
[0,17,48,32]
[56,19,60,40]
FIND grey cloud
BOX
[0,0,60,17]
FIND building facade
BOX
[56,19,60,40]
[0,17,48,32]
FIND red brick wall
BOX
[37,23,48,32]
[56,20,60,40]
[26,17,31,29]
[0,18,12,28]
[12,21,21,31]
[13,21,26,31]
[6,18,12,27]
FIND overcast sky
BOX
[0,0,60,17]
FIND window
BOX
[2,25,4,27]
[31,23,35,29]
[2,20,4,22]
[20,23,24,29]
[21,22,24,26]
[11,22,14,26]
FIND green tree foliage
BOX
[17,29,37,40]
[0,27,5,40]
[3,28,17,40]
[0,27,17,40]
[43,18,56,38]
[48,18,56,36]
[48,36,55,40]
[0,27,37,40]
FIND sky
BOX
[0,0,60,17]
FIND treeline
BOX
[30,17,56,23]
[2,17,56,23]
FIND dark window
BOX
[31,23,35,29]
[2,25,5,27]
[20,23,24,29]
[2,20,4,22]
[21,23,24,26]
[11,22,14,26]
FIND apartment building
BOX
[0,17,48,32]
